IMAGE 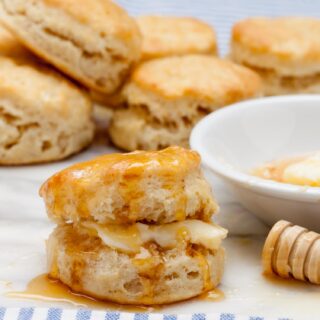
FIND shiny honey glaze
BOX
[6,274,224,310]
[39,146,199,224]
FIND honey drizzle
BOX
[6,274,151,312]
[5,273,224,310]
[263,273,315,289]
[252,155,306,183]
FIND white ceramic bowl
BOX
[190,95,320,231]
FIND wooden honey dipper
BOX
[262,220,320,284]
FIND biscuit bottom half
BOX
[47,223,225,305]
[246,66,320,96]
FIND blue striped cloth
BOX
[0,307,292,320]
[2,1,318,319]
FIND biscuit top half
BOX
[40,146,218,225]
[137,16,217,60]
[231,17,320,76]
[125,55,262,105]
[41,146,200,183]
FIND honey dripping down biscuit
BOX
[40,147,228,305]
[262,220,320,284]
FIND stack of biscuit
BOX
[0,0,264,156]
[1,1,320,159]
[89,15,219,110]
[0,0,142,95]
[230,17,320,96]
[0,0,142,164]
[40,146,227,305]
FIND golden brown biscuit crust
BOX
[231,17,320,76]
[40,146,218,224]
[127,55,262,103]
[0,0,142,94]
[137,15,217,60]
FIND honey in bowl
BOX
[252,152,320,187]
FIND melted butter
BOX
[6,274,152,312]
[252,152,320,187]
[82,220,227,254]
[83,222,142,253]
[282,155,320,187]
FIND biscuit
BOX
[109,55,262,150]
[47,223,225,305]
[231,17,320,95]
[137,16,217,61]
[0,54,94,165]
[0,0,142,94]
[39,146,218,224]
[110,109,191,150]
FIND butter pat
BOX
[82,220,227,253]
[283,152,320,187]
